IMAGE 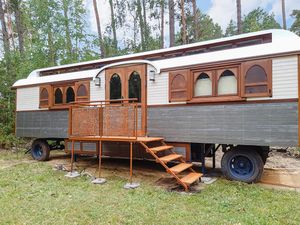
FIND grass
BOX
[0,150,300,225]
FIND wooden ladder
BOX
[139,138,202,191]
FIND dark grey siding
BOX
[16,110,69,138]
[147,102,298,147]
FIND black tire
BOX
[221,148,264,183]
[31,139,50,161]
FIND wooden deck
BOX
[68,136,164,143]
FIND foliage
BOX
[291,10,300,36]
[242,7,281,33]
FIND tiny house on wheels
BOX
[12,29,300,191]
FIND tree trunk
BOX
[168,0,175,47]
[142,0,147,48]
[47,24,56,66]
[13,0,24,55]
[109,0,117,50]
[160,0,164,48]
[0,0,10,60]
[236,0,242,34]
[93,0,105,58]
[62,0,72,59]
[281,0,287,30]
[137,0,145,50]
[191,0,199,40]
[180,0,187,44]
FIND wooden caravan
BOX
[12,29,300,190]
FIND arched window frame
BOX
[169,69,191,102]
[75,81,90,102]
[241,59,272,97]
[39,85,51,108]
[216,67,239,96]
[128,71,142,102]
[53,87,64,105]
[66,86,75,103]
[193,71,215,97]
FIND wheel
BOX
[31,139,50,161]
[221,148,264,183]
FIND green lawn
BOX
[0,150,300,225]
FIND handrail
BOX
[69,98,139,140]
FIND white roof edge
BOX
[32,29,293,73]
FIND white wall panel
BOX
[90,71,105,101]
[17,87,40,111]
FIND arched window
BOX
[169,70,189,102]
[54,88,63,104]
[245,65,268,94]
[110,74,122,100]
[128,71,141,102]
[77,84,87,97]
[66,87,75,103]
[194,73,212,97]
[218,70,237,95]
[39,87,49,107]
[242,59,271,97]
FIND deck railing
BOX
[69,99,139,139]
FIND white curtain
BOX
[194,77,212,96]
[218,75,237,95]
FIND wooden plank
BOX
[170,163,193,174]
[149,145,173,153]
[180,172,202,185]
[158,154,182,163]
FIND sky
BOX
[84,0,299,47]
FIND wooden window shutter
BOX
[241,59,272,97]
[39,85,51,108]
[169,70,191,102]
[75,81,90,102]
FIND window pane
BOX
[128,71,141,102]
[110,74,121,100]
[245,85,268,94]
[194,73,212,96]
[218,70,237,95]
[77,84,87,97]
[40,88,48,99]
[66,87,75,103]
[245,65,267,83]
[55,89,63,104]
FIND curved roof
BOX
[13,29,300,88]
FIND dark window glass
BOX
[128,71,141,102]
[55,88,63,104]
[245,85,268,94]
[197,73,210,80]
[40,88,48,99]
[110,74,122,100]
[245,65,267,84]
[77,84,87,96]
[220,70,235,77]
[66,87,75,103]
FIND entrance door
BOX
[105,64,147,136]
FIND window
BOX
[110,74,122,100]
[66,87,75,103]
[39,85,51,108]
[194,72,213,97]
[54,88,63,104]
[217,69,238,95]
[241,59,272,97]
[169,70,190,102]
[128,71,141,102]
[75,81,90,102]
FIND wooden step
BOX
[159,154,182,163]
[170,163,193,174]
[180,172,202,185]
[150,145,173,153]
[138,137,164,142]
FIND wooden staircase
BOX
[139,138,202,191]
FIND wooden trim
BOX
[241,59,272,98]
[75,81,90,102]
[39,85,52,108]
[298,55,300,147]
[169,69,191,102]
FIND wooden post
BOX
[130,142,133,184]
[71,140,75,172]
[98,140,102,178]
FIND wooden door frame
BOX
[105,64,147,136]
